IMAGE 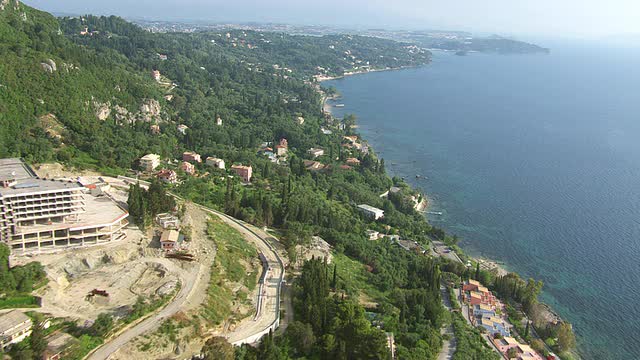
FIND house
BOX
[478,316,510,337]
[346,158,361,166]
[158,54,168,61]
[206,157,225,170]
[357,204,385,220]
[320,127,332,135]
[150,124,161,135]
[157,169,177,184]
[463,279,481,292]
[473,303,496,318]
[140,153,161,172]
[231,165,252,182]
[366,229,381,241]
[515,344,544,360]
[180,161,195,175]
[43,332,75,360]
[343,135,358,144]
[275,138,288,157]
[275,144,288,157]
[308,148,325,158]
[303,160,325,172]
[215,116,223,126]
[0,310,33,349]
[493,336,520,353]
[177,124,189,135]
[160,229,181,251]
[156,213,180,229]
[182,151,202,163]
[152,70,161,81]
[296,116,305,125]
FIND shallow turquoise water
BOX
[326,42,640,359]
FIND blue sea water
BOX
[326,41,640,360]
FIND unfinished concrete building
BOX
[0,158,128,254]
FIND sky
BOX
[22,0,640,38]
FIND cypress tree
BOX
[332,263,337,289]
[475,263,480,280]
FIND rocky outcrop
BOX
[139,99,161,122]
[94,101,111,121]
[40,59,57,73]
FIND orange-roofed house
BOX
[346,158,361,166]
[463,279,481,292]
[231,165,252,182]
[180,161,195,175]
[182,152,202,163]
[157,169,177,184]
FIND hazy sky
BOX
[23,0,640,37]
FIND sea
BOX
[325,40,640,360]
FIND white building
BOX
[177,124,189,135]
[206,157,225,170]
[0,310,33,349]
[140,154,160,172]
[366,229,381,241]
[156,213,180,229]
[308,148,325,158]
[357,204,385,220]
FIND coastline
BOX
[317,73,579,358]
[316,64,422,83]
[320,81,510,278]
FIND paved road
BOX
[438,286,456,360]
[87,201,285,359]
[432,240,463,263]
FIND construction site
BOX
[0,158,128,254]
[0,162,291,360]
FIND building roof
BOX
[500,337,519,345]
[231,164,252,170]
[357,204,384,213]
[0,158,36,181]
[140,153,160,161]
[0,159,83,198]
[160,229,180,243]
[0,310,31,334]
[477,285,489,293]
[468,279,481,286]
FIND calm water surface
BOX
[326,42,640,359]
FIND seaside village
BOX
[460,279,546,360]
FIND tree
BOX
[90,313,114,337]
[287,321,316,356]
[556,322,576,352]
[202,336,235,360]
[332,263,337,289]
[474,263,480,280]
[507,347,518,359]
[29,314,47,358]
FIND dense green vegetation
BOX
[127,179,176,229]
[0,244,46,300]
[202,216,258,326]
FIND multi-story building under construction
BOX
[0,158,128,254]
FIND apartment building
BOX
[0,158,128,254]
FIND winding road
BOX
[86,201,285,359]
